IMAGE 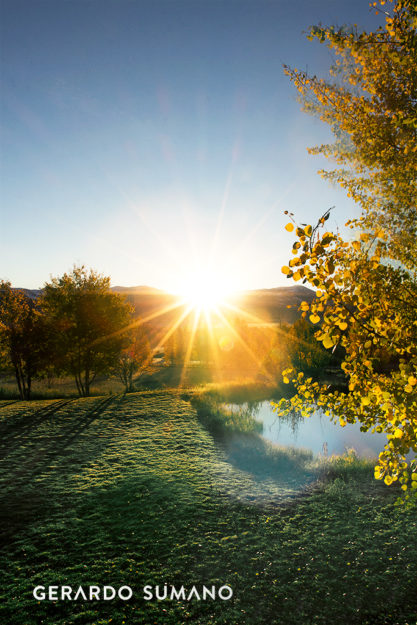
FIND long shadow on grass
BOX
[0,395,126,547]
[0,399,78,459]
[9,394,124,480]
[0,483,59,549]
[0,400,20,409]
[223,433,317,490]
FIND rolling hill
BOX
[15,284,315,326]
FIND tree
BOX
[283,0,416,266]
[116,324,151,392]
[0,281,46,399]
[284,318,335,378]
[40,266,133,397]
[275,0,417,500]
[165,323,189,366]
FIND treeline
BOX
[163,313,341,383]
[0,266,152,399]
[0,265,340,400]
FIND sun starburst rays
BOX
[91,154,287,385]
[214,308,275,384]
[179,307,201,387]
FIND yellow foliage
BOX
[278,0,417,501]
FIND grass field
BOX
[0,392,416,625]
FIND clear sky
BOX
[0,0,383,292]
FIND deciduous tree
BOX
[116,324,151,392]
[276,0,417,500]
[0,281,46,399]
[283,0,416,266]
[40,266,133,397]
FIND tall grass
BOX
[188,393,263,437]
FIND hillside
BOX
[231,285,315,325]
[111,284,315,326]
[14,284,315,327]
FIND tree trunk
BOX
[14,362,24,400]
[24,372,32,400]
[74,371,85,397]
[85,367,90,397]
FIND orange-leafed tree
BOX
[0,281,46,399]
[116,324,151,392]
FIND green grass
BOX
[0,367,282,400]
[186,393,264,436]
[184,380,282,403]
[0,374,126,399]
[0,393,416,625]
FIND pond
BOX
[232,401,387,458]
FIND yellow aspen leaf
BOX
[310,314,320,324]
[281,266,292,275]
[285,223,294,232]
[322,334,335,349]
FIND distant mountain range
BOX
[18,284,315,326]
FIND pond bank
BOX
[186,389,380,500]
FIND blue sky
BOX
[1,0,382,291]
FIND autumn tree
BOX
[276,0,417,499]
[283,0,416,266]
[0,281,46,399]
[283,318,335,378]
[116,324,151,392]
[40,266,133,397]
[165,323,189,365]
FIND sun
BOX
[176,268,234,312]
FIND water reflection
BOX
[228,401,387,458]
